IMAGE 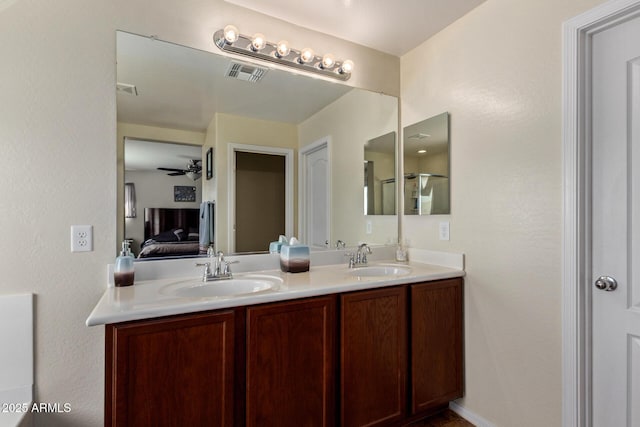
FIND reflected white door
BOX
[300,139,330,248]
[592,14,640,426]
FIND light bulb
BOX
[251,33,266,51]
[223,25,239,44]
[340,59,354,74]
[299,48,315,64]
[418,149,427,154]
[321,53,335,69]
[275,40,290,57]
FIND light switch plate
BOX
[439,221,450,241]
[366,221,372,234]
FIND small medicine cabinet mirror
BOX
[364,131,396,215]
[403,112,450,215]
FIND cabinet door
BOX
[106,310,236,427]
[410,278,463,414]
[246,296,336,427]
[341,286,407,427]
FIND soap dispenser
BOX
[114,240,135,287]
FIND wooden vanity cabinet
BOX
[340,278,464,426]
[410,278,464,415]
[104,277,463,427]
[340,286,407,427]
[105,309,237,427]
[245,295,336,427]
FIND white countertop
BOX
[86,260,464,326]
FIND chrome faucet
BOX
[213,251,235,279]
[195,250,237,281]
[356,243,372,265]
[346,243,372,268]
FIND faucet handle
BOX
[195,262,212,280]
[356,243,372,265]
[336,239,346,249]
[223,260,239,275]
[344,252,355,268]
[358,242,371,252]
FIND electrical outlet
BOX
[71,225,93,252]
[366,221,372,234]
[439,221,450,241]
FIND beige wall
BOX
[0,0,398,425]
[401,0,606,425]
[213,113,298,253]
[299,89,398,247]
[407,150,448,177]
[203,118,217,205]
[117,122,206,145]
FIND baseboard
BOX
[449,401,496,427]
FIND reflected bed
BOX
[139,208,202,258]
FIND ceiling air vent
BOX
[225,62,268,83]
[116,82,138,96]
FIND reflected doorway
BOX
[235,151,285,252]
[299,138,330,249]
[228,143,294,254]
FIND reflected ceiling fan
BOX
[158,159,202,181]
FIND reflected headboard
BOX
[144,208,200,240]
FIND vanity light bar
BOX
[213,25,353,81]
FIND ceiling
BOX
[365,131,396,155]
[404,113,449,157]
[125,138,202,172]
[116,31,352,133]
[118,32,355,172]
[223,0,486,56]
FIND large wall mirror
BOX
[117,31,399,259]
[403,112,450,215]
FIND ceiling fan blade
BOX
[167,172,186,176]
[157,167,185,172]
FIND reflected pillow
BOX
[152,228,185,242]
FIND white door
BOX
[592,14,640,426]
[300,140,330,248]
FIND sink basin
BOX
[349,264,412,277]
[160,275,282,299]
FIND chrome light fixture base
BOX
[213,29,352,81]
